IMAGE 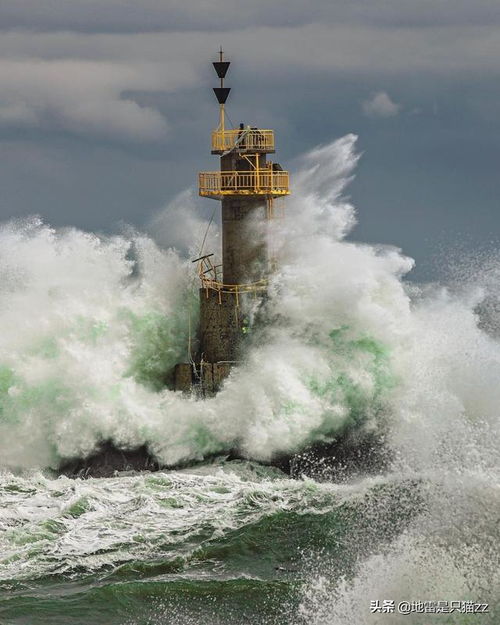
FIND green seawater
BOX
[1,143,499,625]
[1,460,497,625]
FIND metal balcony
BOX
[211,129,275,154]
[199,170,290,199]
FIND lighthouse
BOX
[174,50,290,394]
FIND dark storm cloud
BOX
[1,0,500,33]
[0,0,499,146]
[0,0,499,281]
[0,21,499,144]
[0,18,499,149]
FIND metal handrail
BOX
[199,170,289,196]
[211,129,275,152]
[200,277,267,293]
[200,276,267,306]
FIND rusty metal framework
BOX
[211,128,275,153]
[193,254,267,306]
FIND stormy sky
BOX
[1,0,500,280]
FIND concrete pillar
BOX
[220,152,269,285]
[221,197,268,284]
[198,288,241,363]
[174,363,193,392]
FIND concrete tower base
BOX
[174,288,259,395]
[174,361,233,395]
[174,288,238,395]
[199,288,241,362]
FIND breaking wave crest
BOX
[0,134,499,478]
[0,135,499,625]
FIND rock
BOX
[57,428,389,480]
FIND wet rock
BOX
[57,429,389,480]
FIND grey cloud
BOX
[0,59,172,140]
[1,0,500,33]
[0,0,312,33]
[0,102,38,125]
[0,0,499,287]
[0,21,498,143]
[1,23,499,75]
[362,92,400,118]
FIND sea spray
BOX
[0,136,499,479]
[0,136,499,624]
[0,219,194,468]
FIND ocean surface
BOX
[0,136,498,624]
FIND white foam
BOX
[0,136,498,477]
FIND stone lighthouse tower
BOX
[174,50,290,394]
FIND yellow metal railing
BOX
[211,129,275,152]
[199,170,289,197]
[201,277,267,306]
